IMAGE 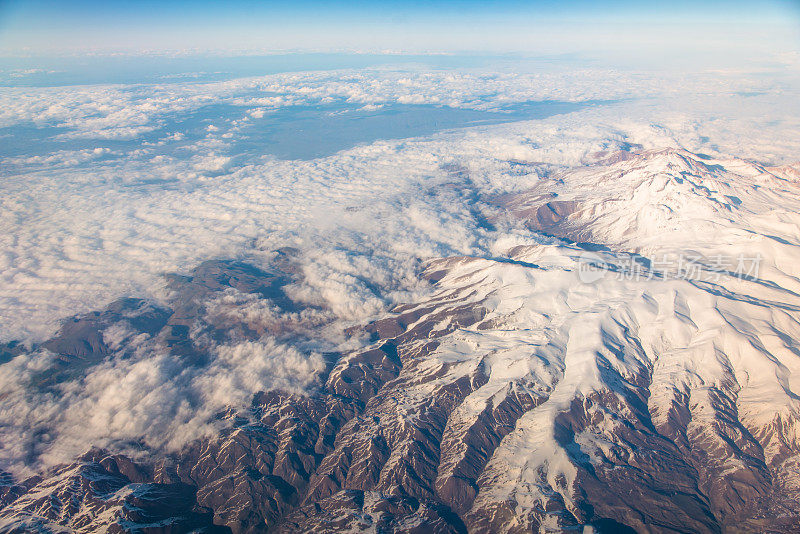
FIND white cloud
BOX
[0,330,326,477]
[1,147,112,169]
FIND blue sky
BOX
[0,0,798,55]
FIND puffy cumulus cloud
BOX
[196,340,326,410]
[191,154,232,173]
[2,147,112,169]
[0,331,326,477]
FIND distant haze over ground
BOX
[0,0,797,67]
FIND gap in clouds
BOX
[0,100,613,164]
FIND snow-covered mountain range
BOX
[2,148,800,533]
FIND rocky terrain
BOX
[2,149,800,533]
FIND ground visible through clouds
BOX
[1,53,800,532]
